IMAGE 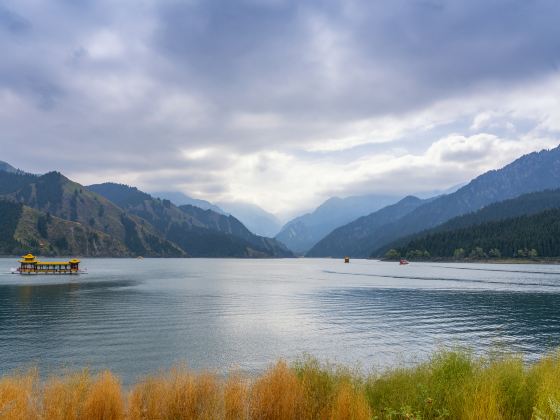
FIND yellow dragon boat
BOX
[13,254,84,275]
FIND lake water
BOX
[1,258,560,384]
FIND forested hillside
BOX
[88,183,291,257]
[375,189,560,256]
[0,199,129,256]
[386,208,560,260]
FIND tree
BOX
[488,248,501,258]
[469,247,486,259]
[453,248,466,259]
[406,249,426,259]
[385,249,400,260]
[516,248,527,258]
[528,249,538,258]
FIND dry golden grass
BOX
[2,350,560,419]
[250,360,305,420]
[0,368,39,420]
[224,373,248,420]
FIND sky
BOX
[1,0,560,218]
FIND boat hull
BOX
[14,272,82,275]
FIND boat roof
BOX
[18,254,80,264]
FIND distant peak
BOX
[400,195,420,202]
[41,171,67,181]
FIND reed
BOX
[1,349,560,419]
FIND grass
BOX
[2,350,560,419]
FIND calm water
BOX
[1,258,560,384]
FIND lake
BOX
[1,258,560,384]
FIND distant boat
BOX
[399,258,409,265]
[13,254,85,275]
[344,256,350,263]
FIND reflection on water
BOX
[1,258,560,384]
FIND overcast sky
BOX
[1,0,560,218]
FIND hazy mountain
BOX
[217,201,282,237]
[89,183,292,258]
[414,182,468,199]
[275,194,401,254]
[153,192,281,237]
[151,191,224,214]
[376,188,560,257]
[315,145,560,258]
[306,196,428,257]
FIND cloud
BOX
[1,0,560,215]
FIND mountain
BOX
[306,196,428,257]
[390,207,560,259]
[275,194,401,254]
[0,160,26,175]
[151,191,225,214]
[376,188,560,257]
[176,204,290,257]
[0,199,128,256]
[0,171,292,258]
[0,171,183,257]
[315,145,560,258]
[414,182,468,199]
[217,201,282,237]
[88,183,292,258]
[153,192,281,237]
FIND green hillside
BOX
[0,172,184,257]
[376,189,560,258]
[386,208,560,260]
[0,199,130,256]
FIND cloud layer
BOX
[1,0,559,216]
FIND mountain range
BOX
[308,145,560,258]
[152,191,282,237]
[377,188,560,257]
[89,183,290,257]
[216,201,282,238]
[0,167,291,258]
[275,194,401,254]
[306,195,430,257]
[151,191,225,214]
[4,145,560,259]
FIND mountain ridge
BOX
[275,193,402,253]
[308,145,560,258]
[375,188,560,257]
[88,183,291,258]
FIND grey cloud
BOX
[1,0,560,211]
[153,0,560,118]
[0,5,30,34]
